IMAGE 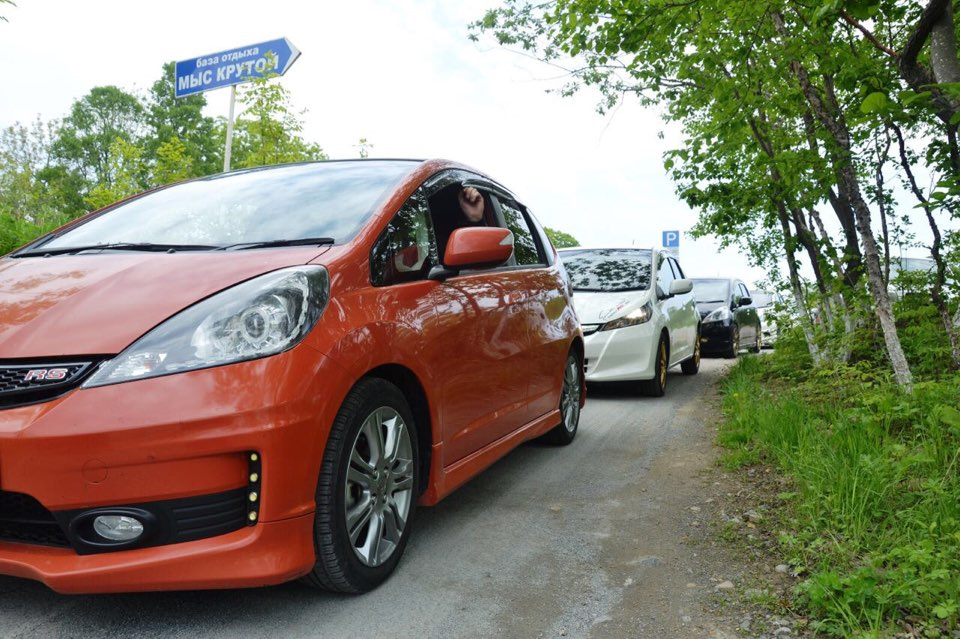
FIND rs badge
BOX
[24,368,68,382]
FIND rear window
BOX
[559,249,652,292]
[40,161,416,249]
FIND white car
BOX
[558,248,701,396]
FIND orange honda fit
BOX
[0,159,584,594]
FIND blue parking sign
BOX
[662,230,680,248]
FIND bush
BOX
[719,341,960,635]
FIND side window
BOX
[732,282,742,305]
[370,192,438,286]
[497,197,543,266]
[656,254,675,297]
[669,258,685,279]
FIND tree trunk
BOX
[776,201,822,364]
[802,110,863,286]
[772,10,913,389]
[890,122,960,368]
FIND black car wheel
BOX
[303,378,418,593]
[542,350,583,445]
[724,327,740,359]
[641,334,669,397]
[681,328,701,375]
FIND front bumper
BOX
[0,346,352,593]
[700,321,735,354]
[582,321,657,382]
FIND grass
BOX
[717,349,960,637]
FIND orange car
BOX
[0,159,584,594]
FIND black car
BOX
[691,278,762,357]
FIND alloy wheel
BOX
[658,341,667,388]
[344,406,414,567]
[561,356,581,433]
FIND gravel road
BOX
[0,359,741,639]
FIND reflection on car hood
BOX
[0,247,329,358]
[696,301,727,318]
[572,290,651,325]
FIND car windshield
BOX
[560,249,652,292]
[751,292,776,308]
[37,161,417,250]
[692,279,730,303]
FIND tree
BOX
[83,137,146,211]
[470,0,937,386]
[144,62,221,178]
[544,226,579,248]
[229,74,326,169]
[52,86,146,189]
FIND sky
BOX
[0,0,938,291]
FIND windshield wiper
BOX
[221,237,336,251]
[13,242,221,257]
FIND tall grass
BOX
[720,353,960,636]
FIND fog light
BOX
[93,515,144,542]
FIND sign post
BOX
[662,230,680,256]
[174,37,301,172]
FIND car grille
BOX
[0,359,103,410]
[0,490,70,547]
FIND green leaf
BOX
[860,91,888,114]
[950,111,960,126]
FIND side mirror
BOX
[670,279,693,296]
[443,227,514,270]
[739,296,753,307]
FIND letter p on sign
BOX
[662,230,680,249]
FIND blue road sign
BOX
[175,37,301,98]
[662,230,680,248]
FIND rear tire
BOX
[640,334,668,397]
[302,378,419,593]
[750,327,762,353]
[681,328,701,375]
[542,350,582,446]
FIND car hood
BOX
[696,301,727,318]
[0,247,329,358]
[571,290,652,325]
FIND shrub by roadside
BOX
[718,348,960,637]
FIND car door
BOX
[668,257,696,360]
[654,253,685,367]
[420,173,539,463]
[493,196,568,422]
[738,282,760,344]
[731,281,752,344]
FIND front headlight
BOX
[703,306,733,323]
[600,302,653,331]
[85,266,329,387]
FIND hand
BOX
[458,187,485,223]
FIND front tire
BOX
[542,350,583,445]
[303,378,418,593]
[640,334,669,397]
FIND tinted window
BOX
[371,192,437,286]
[692,279,730,303]
[41,161,416,249]
[498,198,542,266]
[560,249,652,292]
